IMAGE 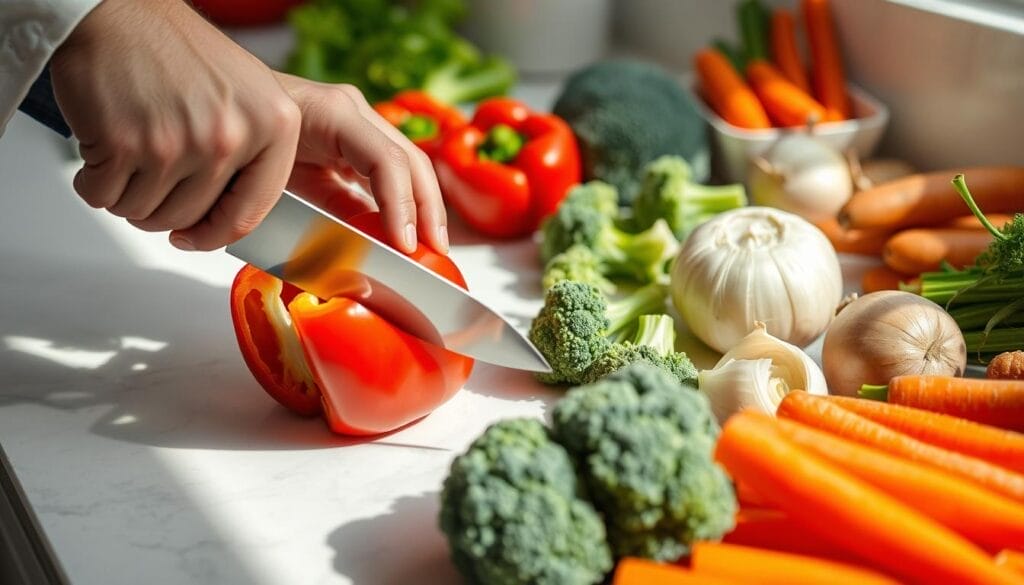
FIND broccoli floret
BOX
[540,186,679,284]
[553,60,710,204]
[551,364,736,561]
[582,314,698,386]
[439,418,613,585]
[529,281,668,385]
[632,156,748,240]
[542,245,617,295]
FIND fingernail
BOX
[403,223,417,251]
[170,235,195,251]
[437,225,450,254]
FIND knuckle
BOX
[268,97,301,133]
[146,132,183,169]
[205,119,245,161]
[383,142,410,170]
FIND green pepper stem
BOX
[398,115,439,141]
[952,174,1006,241]
[478,124,524,164]
[858,384,889,401]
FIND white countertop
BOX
[0,76,879,584]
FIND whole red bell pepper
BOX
[229,212,474,436]
[373,90,467,159]
[435,97,581,239]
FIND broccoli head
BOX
[632,156,748,240]
[540,184,679,284]
[582,314,698,386]
[552,61,710,203]
[542,244,617,295]
[551,364,736,561]
[529,281,668,385]
[439,418,613,585]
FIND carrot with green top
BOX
[745,60,827,127]
[802,0,850,120]
[612,558,740,585]
[829,395,1024,474]
[770,9,811,92]
[691,542,901,585]
[775,415,1024,551]
[694,48,771,130]
[715,412,1024,585]
[860,375,1024,432]
[777,391,1024,502]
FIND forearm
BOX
[1,0,103,137]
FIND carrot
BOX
[801,0,850,120]
[775,415,1024,551]
[838,167,1024,230]
[861,265,916,293]
[612,558,740,585]
[745,60,827,127]
[998,550,1024,576]
[777,391,1024,501]
[945,213,1017,230]
[690,542,900,585]
[694,48,772,129]
[883,228,993,274]
[770,9,811,92]
[862,375,1024,432]
[828,395,1024,475]
[715,412,1023,585]
[814,217,892,255]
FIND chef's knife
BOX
[225,192,552,373]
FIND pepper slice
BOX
[229,211,474,435]
[435,97,581,239]
[373,90,467,159]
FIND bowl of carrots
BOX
[692,0,890,184]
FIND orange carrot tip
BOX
[612,558,741,585]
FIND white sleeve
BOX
[0,0,103,137]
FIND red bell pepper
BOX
[229,212,474,436]
[373,90,467,159]
[435,97,581,239]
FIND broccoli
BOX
[551,363,736,561]
[528,281,668,385]
[542,244,617,296]
[439,418,613,585]
[553,60,710,204]
[539,182,679,284]
[632,156,748,240]
[582,314,698,386]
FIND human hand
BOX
[50,0,301,251]
[275,73,449,255]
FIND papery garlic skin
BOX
[699,358,779,423]
[717,322,828,396]
[670,207,842,353]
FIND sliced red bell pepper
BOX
[434,97,581,239]
[373,90,467,159]
[229,211,474,435]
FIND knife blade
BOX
[225,192,552,373]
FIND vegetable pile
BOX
[696,0,852,129]
[285,0,515,104]
[440,364,737,585]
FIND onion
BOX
[822,291,967,396]
[749,132,852,222]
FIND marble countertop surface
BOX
[0,64,879,584]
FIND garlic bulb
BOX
[670,207,843,353]
[698,322,827,422]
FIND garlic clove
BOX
[717,322,828,396]
[698,358,780,423]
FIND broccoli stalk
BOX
[632,156,747,240]
[581,315,698,386]
[423,55,518,105]
[528,281,668,385]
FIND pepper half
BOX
[435,97,581,239]
[373,90,467,159]
[229,211,474,435]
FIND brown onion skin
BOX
[822,291,967,396]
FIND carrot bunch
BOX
[694,0,851,130]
